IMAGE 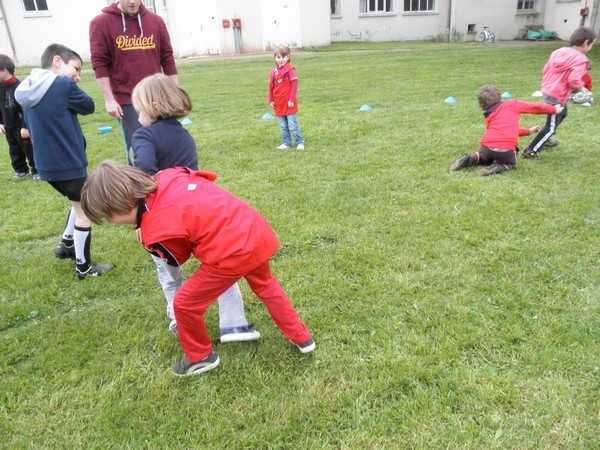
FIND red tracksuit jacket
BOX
[141,168,279,277]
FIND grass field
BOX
[1,41,598,448]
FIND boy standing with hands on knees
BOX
[81,161,315,376]
[15,44,114,279]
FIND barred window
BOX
[360,0,394,13]
[517,1,535,11]
[404,0,435,12]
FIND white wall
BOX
[0,0,328,67]
[331,1,450,42]
[0,1,106,67]
[452,0,543,42]
[544,0,589,40]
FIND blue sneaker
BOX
[220,323,261,343]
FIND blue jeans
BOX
[277,114,304,146]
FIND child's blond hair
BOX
[273,45,291,61]
[132,74,192,123]
[81,160,157,224]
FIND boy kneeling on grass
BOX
[81,161,314,376]
[448,85,563,176]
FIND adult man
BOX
[89,0,178,154]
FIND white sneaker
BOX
[220,324,261,343]
[277,144,291,150]
[168,319,178,335]
[297,144,305,150]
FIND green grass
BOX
[1,41,598,448]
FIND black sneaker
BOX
[521,148,541,159]
[543,139,558,148]
[475,163,506,176]
[296,337,316,354]
[172,352,220,376]
[54,241,75,260]
[448,154,471,172]
[75,262,115,280]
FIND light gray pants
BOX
[151,254,250,329]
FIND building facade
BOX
[0,0,598,67]
[330,0,599,43]
[0,0,330,66]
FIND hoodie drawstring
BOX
[120,12,143,38]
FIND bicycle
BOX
[478,26,495,43]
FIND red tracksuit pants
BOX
[174,259,311,362]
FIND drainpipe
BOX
[0,0,17,62]
[591,0,600,29]
[447,0,456,42]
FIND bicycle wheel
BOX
[478,32,486,43]
[488,32,495,43]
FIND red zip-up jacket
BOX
[268,63,299,116]
[141,168,279,277]
[480,100,558,150]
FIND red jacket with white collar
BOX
[480,100,557,150]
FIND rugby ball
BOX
[571,90,593,104]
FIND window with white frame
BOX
[331,0,341,15]
[517,0,535,11]
[143,0,156,13]
[23,0,48,12]
[404,0,435,12]
[360,0,394,13]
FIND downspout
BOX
[591,0,600,29]
[0,0,17,62]
[447,0,456,42]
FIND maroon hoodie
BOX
[89,3,177,104]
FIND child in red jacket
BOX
[81,161,314,376]
[521,27,596,159]
[268,45,305,150]
[449,85,563,176]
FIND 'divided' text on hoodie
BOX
[89,2,177,105]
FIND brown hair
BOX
[0,54,15,75]
[477,85,501,110]
[41,43,81,69]
[132,73,192,122]
[81,160,157,224]
[570,27,597,47]
[273,45,291,61]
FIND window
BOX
[404,0,435,12]
[331,0,341,15]
[360,0,394,13]
[143,0,156,13]
[517,0,535,11]
[23,0,48,12]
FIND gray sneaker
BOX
[172,352,220,376]
[76,262,115,280]
[12,171,30,179]
[296,337,316,354]
[220,323,261,343]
